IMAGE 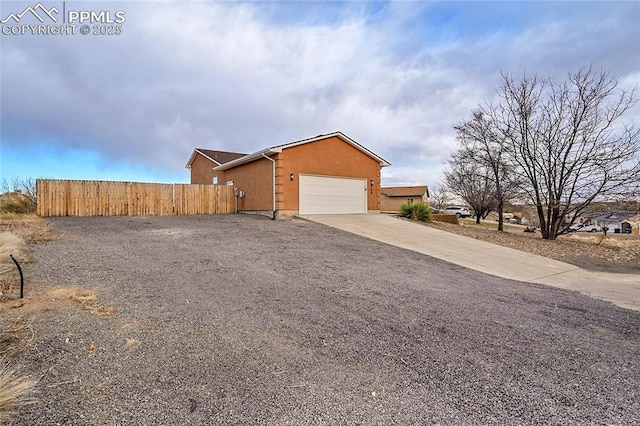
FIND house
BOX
[185,149,247,185]
[185,132,390,218]
[621,214,640,235]
[380,186,429,213]
[588,211,640,234]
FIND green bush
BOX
[399,202,414,218]
[399,202,432,222]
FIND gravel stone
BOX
[6,214,640,425]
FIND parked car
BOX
[443,206,471,218]
[568,223,584,232]
[577,224,602,233]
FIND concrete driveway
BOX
[300,214,640,311]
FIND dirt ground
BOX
[2,215,639,425]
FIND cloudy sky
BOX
[1,1,639,187]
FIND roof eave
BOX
[185,149,222,169]
[271,131,390,167]
[185,150,198,169]
[213,148,281,171]
[212,131,390,170]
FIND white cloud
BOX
[1,1,638,187]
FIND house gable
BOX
[185,149,246,169]
[279,135,383,176]
[271,132,390,167]
[214,131,390,171]
[186,148,247,185]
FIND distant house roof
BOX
[213,131,390,171]
[588,210,639,223]
[623,214,640,223]
[381,186,429,198]
[185,149,247,169]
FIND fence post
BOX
[172,183,176,215]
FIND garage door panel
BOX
[299,175,366,214]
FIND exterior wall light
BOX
[290,173,295,181]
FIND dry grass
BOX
[0,192,36,215]
[0,287,112,420]
[0,210,113,423]
[69,291,97,304]
[0,360,37,424]
[0,232,26,277]
[0,231,27,298]
[69,290,116,316]
[0,214,63,423]
[0,214,54,298]
[0,213,55,245]
[0,319,34,359]
[86,305,117,316]
[123,339,140,351]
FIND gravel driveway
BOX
[7,214,640,425]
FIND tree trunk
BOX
[497,200,504,231]
[536,204,550,240]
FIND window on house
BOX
[213,177,218,185]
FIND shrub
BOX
[0,192,36,214]
[399,202,414,218]
[399,202,432,222]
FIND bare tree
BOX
[494,67,640,240]
[0,179,10,194]
[428,185,451,210]
[443,150,496,224]
[0,177,36,196]
[454,109,520,231]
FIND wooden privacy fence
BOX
[36,179,235,217]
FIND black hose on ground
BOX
[9,254,24,299]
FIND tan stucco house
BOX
[185,132,390,218]
[380,186,429,213]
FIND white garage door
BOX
[299,175,367,214]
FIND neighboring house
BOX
[185,131,390,218]
[621,214,640,235]
[588,211,640,234]
[380,186,429,213]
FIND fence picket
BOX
[36,179,235,217]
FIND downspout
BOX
[261,152,277,220]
